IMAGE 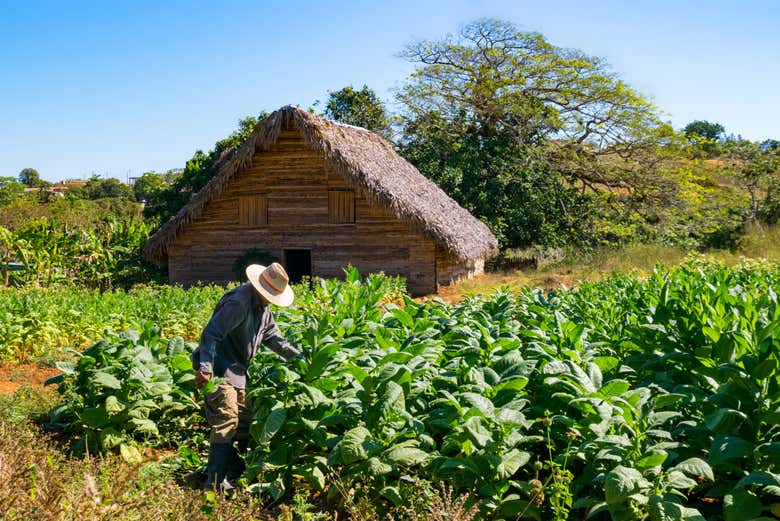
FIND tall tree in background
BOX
[18,168,44,187]
[684,120,725,157]
[729,139,780,222]
[397,19,672,247]
[323,85,392,139]
[684,120,725,142]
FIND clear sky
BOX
[1,0,778,182]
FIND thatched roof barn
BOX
[144,106,498,295]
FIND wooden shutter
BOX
[328,190,355,224]
[239,195,268,226]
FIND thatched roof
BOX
[144,106,498,264]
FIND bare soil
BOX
[0,362,60,394]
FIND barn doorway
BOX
[283,249,311,284]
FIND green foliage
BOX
[71,175,134,200]
[322,85,392,139]
[727,139,780,222]
[239,262,779,519]
[684,120,725,158]
[133,171,167,202]
[0,284,225,361]
[396,19,682,249]
[27,262,780,518]
[17,167,46,188]
[0,177,26,207]
[684,120,725,142]
[0,215,160,290]
[46,323,202,456]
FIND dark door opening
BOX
[283,249,312,284]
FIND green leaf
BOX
[129,418,159,436]
[710,436,755,465]
[605,466,650,505]
[81,406,109,428]
[90,370,122,390]
[462,416,492,448]
[705,409,748,433]
[119,443,143,465]
[648,495,706,521]
[665,471,698,490]
[104,395,124,415]
[724,489,762,521]
[736,471,780,488]
[460,392,494,415]
[496,449,531,479]
[382,445,429,466]
[495,377,529,393]
[293,464,326,491]
[673,458,714,482]
[366,457,393,476]
[99,427,124,450]
[260,407,286,444]
[636,450,668,470]
[390,308,414,328]
[305,344,340,381]
[654,393,685,408]
[599,380,630,397]
[339,426,383,464]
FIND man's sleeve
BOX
[262,311,300,360]
[198,298,245,373]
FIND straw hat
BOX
[246,263,294,307]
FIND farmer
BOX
[191,262,302,491]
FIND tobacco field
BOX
[41,262,780,520]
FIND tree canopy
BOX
[323,85,392,139]
[72,176,134,200]
[684,120,725,141]
[396,18,678,248]
[18,168,46,188]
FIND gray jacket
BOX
[192,283,300,388]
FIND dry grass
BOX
[0,417,275,521]
[435,228,780,302]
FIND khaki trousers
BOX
[204,382,251,444]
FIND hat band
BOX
[261,272,283,293]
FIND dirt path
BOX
[0,363,60,394]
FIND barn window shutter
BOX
[239,195,268,226]
[328,190,355,224]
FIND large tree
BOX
[323,85,392,139]
[18,168,44,187]
[684,120,725,142]
[396,19,675,247]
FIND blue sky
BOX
[1,0,778,182]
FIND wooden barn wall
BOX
[168,130,438,295]
[436,247,485,288]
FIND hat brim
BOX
[246,264,295,307]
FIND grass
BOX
[439,224,780,301]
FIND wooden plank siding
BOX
[168,130,450,295]
[239,195,267,226]
[328,190,355,224]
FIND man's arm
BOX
[262,311,301,360]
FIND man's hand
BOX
[195,370,212,390]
